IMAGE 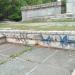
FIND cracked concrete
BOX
[0,43,75,75]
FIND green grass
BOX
[0,60,8,65]
[0,46,32,65]
[22,18,75,22]
[0,22,75,31]
[48,18,75,22]
[0,57,10,65]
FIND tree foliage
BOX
[0,0,57,21]
[0,0,21,21]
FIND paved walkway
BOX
[0,43,75,75]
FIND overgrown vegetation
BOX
[61,0,66,13]
[0,22,75,31]
[24,18,75,22]
[10,46,32,58]
[0,46,32,65]
[0,0,21,21]
[0,0,58,21]
[48,18,75,22]
[0,60,7,65]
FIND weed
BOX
[10,46,32,58]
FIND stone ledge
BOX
[0,35,6,44]
[0,30,75,50]
[21,2,61,11]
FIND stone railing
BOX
[21,2,61,10]
[0,30,75,50]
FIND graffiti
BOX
[40,34,75,47]
[52,34,59,42]
[60,35,68,47]
[40,34,52,44]
[19,32,27,44]
[68,36,75,47]
[0,30,75,49]
[68,36,75,43]
[59,35,75,48]
[39,34,75,47]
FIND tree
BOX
[0,0,7,20]
[0,0,21,21]
[8,0,22,21]
[0,0,58,21]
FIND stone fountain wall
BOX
[0,35,6,44]
[0,30,75,50]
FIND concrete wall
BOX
[0,30,75,50]
[21,2,61,21]
[66,0,75,14]
[22,7,61,21]
[21,0,75,21]
[0,35,6,44]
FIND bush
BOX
[8,12,22,21]
[0,13,4,20]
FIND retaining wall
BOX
[0,30,75,50]
[0,35,6,44]
[21,2,62,21]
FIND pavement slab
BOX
[44,50,75,72]
[29,64,70,75]
[0,44,75,75]
[19,47,56,63]
[0,43,25,56]
[0,58,37,75]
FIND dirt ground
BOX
[0,43,75,75]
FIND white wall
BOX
[22,6,61,21]
[0,30,75,50]
[66,0,75,14]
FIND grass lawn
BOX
[48,18,75,22]
[0,22,75,31]
[23,18,75,22]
